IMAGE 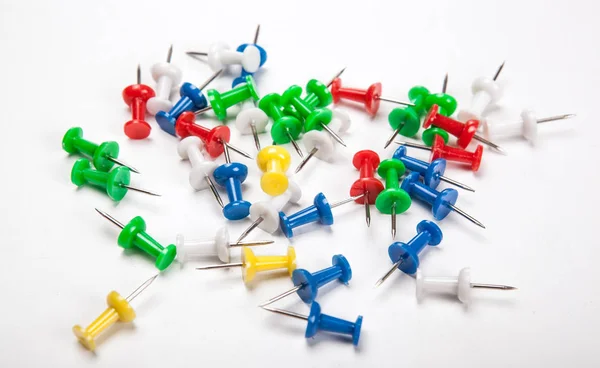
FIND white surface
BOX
[0,0,598,367]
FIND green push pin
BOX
[375,159,412,239]
[71,159,160,201]
[303,79,332,108]
[62,127,139,173]
[203,75,260,121]
[259,93,305,158]
[422,127,450,147]
[95,209,176,271]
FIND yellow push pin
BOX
[72,274,158,351]
[256,146,291,196]
[196,246,296,283]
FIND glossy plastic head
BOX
[62,127,84,154]
[388,107,420,137]
[280,85,303,107]
[117,216,147,249]
[305,79,332,107]
[122,84,155,105]
[235,107,269,134]
[432,188,458,220]
[214,227,231,263]
[304,108,333,133]
[350,150,384,204]
[239,45,261,73]
[407,86,430,113]
[93,142,120,172]
[393,146,446,189]
[302,131,335,161]
[424,93,458,117]
[421,127,449,147]
[207,42,230,71]
[364,83,382,116]
[375,159,411,214]
[388,221,442,274]
[213,162,248,185]
[124,119,151,140]
[150,62,182,87]
[330,78,343,103]
[313,192,334,226]
[305,302,362,346]
[236,43,268,68]
[431,135,483,172]
[271,116,303,144]
[256,146,291,196]
[179,82,208,108]
[472,77,503,102]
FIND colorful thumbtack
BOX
[195,75,260,121]
[396,135,484,172]
[483,110,575,145]
[457,62,505,123]
[259,92,304,158]
[235,100,269,151]
[256,146,291,196]
[197,41,262,73]
[213,144,252,220]
[330,77,413,116]
[123,64,155,139]
[177,136,223,208]
[349,150,385,227]
[375,159,412,239]
[230,25,268,87]
[147,45,183,115]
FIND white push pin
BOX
[236,181,303,244]
[483,109,575,146]
[235,100,269,152]
[176,227,272,266]
[147,45,183,115]
[295,109,351,173]
[177,136,223,208]
[458,62,505,123]
[416,267,516,305]
[193,42,261,73]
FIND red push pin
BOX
[423,105,505,154]
[330,78,413,117]
[122,65,156,139]
[350,150,385,227]
[396,135,484,172]
[175,112,252,160]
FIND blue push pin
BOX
[279,193,364,238]
[374,220,443,287]
[393,146,475,192]
[155,70,222,136]
[260,254,352,306]
[262,302,362,346]
[231,25,268,88]
[401,172,485,228]
[212,143,251,220]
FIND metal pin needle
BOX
[196,262,244,270]
[326,67,346,88]
[253,24,260,44]
[106,156,140,174]
[384,122,405,149]
[442,73,449,93]
[536,114,576,124]
[136,64,141,84]
[235,217,264,244]
[320,122,347,147]
[447,203,486,229]
[167,44,173,63]
[438,175,476,193]
[470,283,517,290]
[205,175,224,208]
[126,273,159,303]
[120,184,161,197]
[391,202,397,239]
[493,61,506,81]
[260,306,308,321]
[294,147,318,174]
[329,193,365,209]
[259,285,303,307]
[222,140,253,160]
[251,123,261,151]
[364,191,371,227]
[374,259,404,288]
[286,130,304,158]
[95,208,125,229]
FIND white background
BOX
[1,0,598,366]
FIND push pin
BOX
[177,136,223,208]
[71,159,159,201]
[423,104,506,154]
[62,127,139,173]
[95,209,176,270]
[261,302,362,346]
[375,220,443,287]
[256,146,291,196]
[213,144,252,220]
[155,69,222,136]
[458,62,505,123]
[236,181,302,244]
[349,150,385,227]
[147,45,183,115]
[396,135,484,172]
[261,254,352,306]
[122,64,155,139]
[235,100,269,151]
[175,227,272,266]
[196,246,297,284]
[416,267,516,304]
[195,75,260,121]
[401,172,485,229]
[259,93,304,158]
[302,68,345,109]
[73,273,158,351]
[375,159,412,239]
[279,192,364,238]
[330,78,413,116]
[231,25,268,87]
[393,146,475,192]
[175,111,252,160]
[187,41,262,73]
[295,109,351,174]
[483,110,575,145]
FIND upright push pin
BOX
[122,64,155,139]
[396,135,484,172]
[261,302,362,346]
[195,75,260,121]
[259,93,304,158]
[375,220,442,287]
[95,209,176,270]
[73,273,158,352]
[261,254,352,306]
[330,77,414,116]
[375,159,412,239]
[147,45,183,115]
[349,150,385,227]
[177,136,223,208]
[401,172,485,229]
[176,227,272,266]
[62,127,139,173]
[416,267,516,304]
[458,62,506,123]
[483,110,576,145]
[71,159,159,201]
[196,246,297,284]
[231,24,269,87]
[213,144,252,220]
[256,145,291,196]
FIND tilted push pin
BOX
[73,274,158,351]
[396,135,484,172]
[393,146,475,192]
[71,159,159,201]
[62,127,139,173]
[196,246,297,284]
[188,41,262,73]
[375,220,442,287]
[301,68,346,109]
[122,64,155,139]
[279,193,365,238]
[458,62,505,123]
[375,159,412,239]
[349,150,385,227]
[401,172,485,229]
[177,136,223,208]
[231,25,268,87]
[235,99,269,152]
[295,109,351,174]
[147,45,183,115]
[416,267,516,304]
[330,77,413,116]
[155,69,222,136]
[259,93,304,158]
[261,254,352,306]
[483,110,575,145]
[195,75,260,121]
[256,145,291,196]
[213,144,252,220]
[261,302,362,346]
[236,181,302,244]
[176,227,272,266]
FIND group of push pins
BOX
[64,25,574,352]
